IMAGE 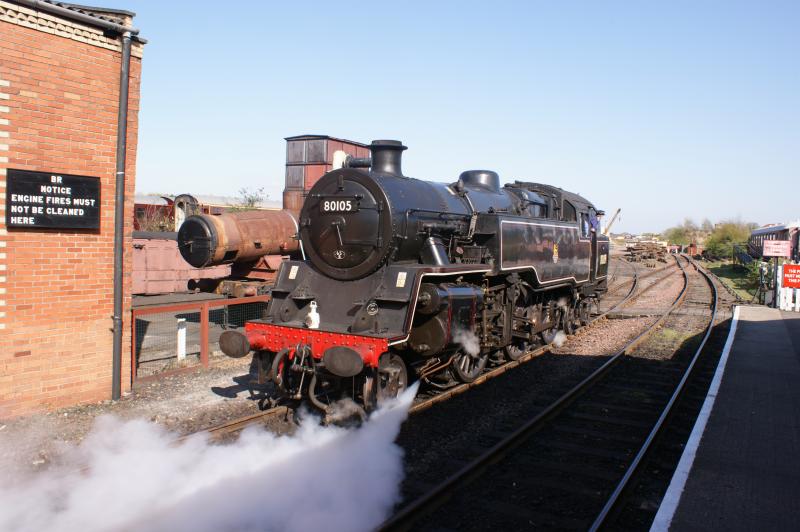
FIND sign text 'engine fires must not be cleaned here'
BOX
[5,169,101,229]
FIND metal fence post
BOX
[200,301,210,368]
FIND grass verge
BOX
[703,260,758,301]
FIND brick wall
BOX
[0,5,143,418]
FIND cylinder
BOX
[177,210,300,268]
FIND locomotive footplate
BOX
[220,322,387,371]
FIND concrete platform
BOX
[651,306,800,531]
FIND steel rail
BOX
[601,257,640,314]
[172,406,290,446]
[605,259,680,311]
[697,259,744,303]
[588,255,719,531]
[204,406,291,439]
[196,256,673,438]
[604,258,672,298]
[378,255,692,531]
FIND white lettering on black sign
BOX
[5,169,101,229]
[320,198,358,213]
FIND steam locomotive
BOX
[178,140,609,413]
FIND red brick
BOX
[0,19,142,418]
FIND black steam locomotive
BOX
[182,140,609,412]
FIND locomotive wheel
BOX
[540,303,563,345]
[377,353,408,405]
[451,349,488,383]
[270,348,291,392]
[505,304,535,361]
[272,347,307,398]
[563,302,581,335]
[579,299,592,326]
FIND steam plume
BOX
[0,384,418,532]
[452,328,481,356]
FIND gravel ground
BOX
[553,316,657,355]
[0,357,272,472]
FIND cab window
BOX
[563,201,577,222]
[580,213,590,238]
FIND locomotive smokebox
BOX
[369,140,407,176]
[177,210,300,268]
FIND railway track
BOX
[380,255,720,531]
[194,255,682,440]
[600,258,677,313]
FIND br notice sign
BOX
[5,169,100,229]
[763,240,792,258]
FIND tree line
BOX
[661,218,758,258]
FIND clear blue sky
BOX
[122,0,798,234]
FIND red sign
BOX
[784,264,800,288]
[764,240,792,257]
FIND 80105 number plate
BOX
[320,198,359,213]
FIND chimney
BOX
[369,140,407,176]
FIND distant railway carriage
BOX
[748,222,800,261]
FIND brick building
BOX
[0,1,144,417]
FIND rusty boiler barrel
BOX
[177,210,300,268]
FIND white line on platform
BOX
[649,305,741,532]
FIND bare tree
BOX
[232,187,267,211]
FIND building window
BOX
[286,166,304,188]
[287,141,305,163]
[306,139,326,163]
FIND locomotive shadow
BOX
[210,357,275,408]
[133,317,149,359]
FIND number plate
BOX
[320,198,358,213]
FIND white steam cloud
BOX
[552,330,568,348]
[452,328,481,356]
[0,383,419,532]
